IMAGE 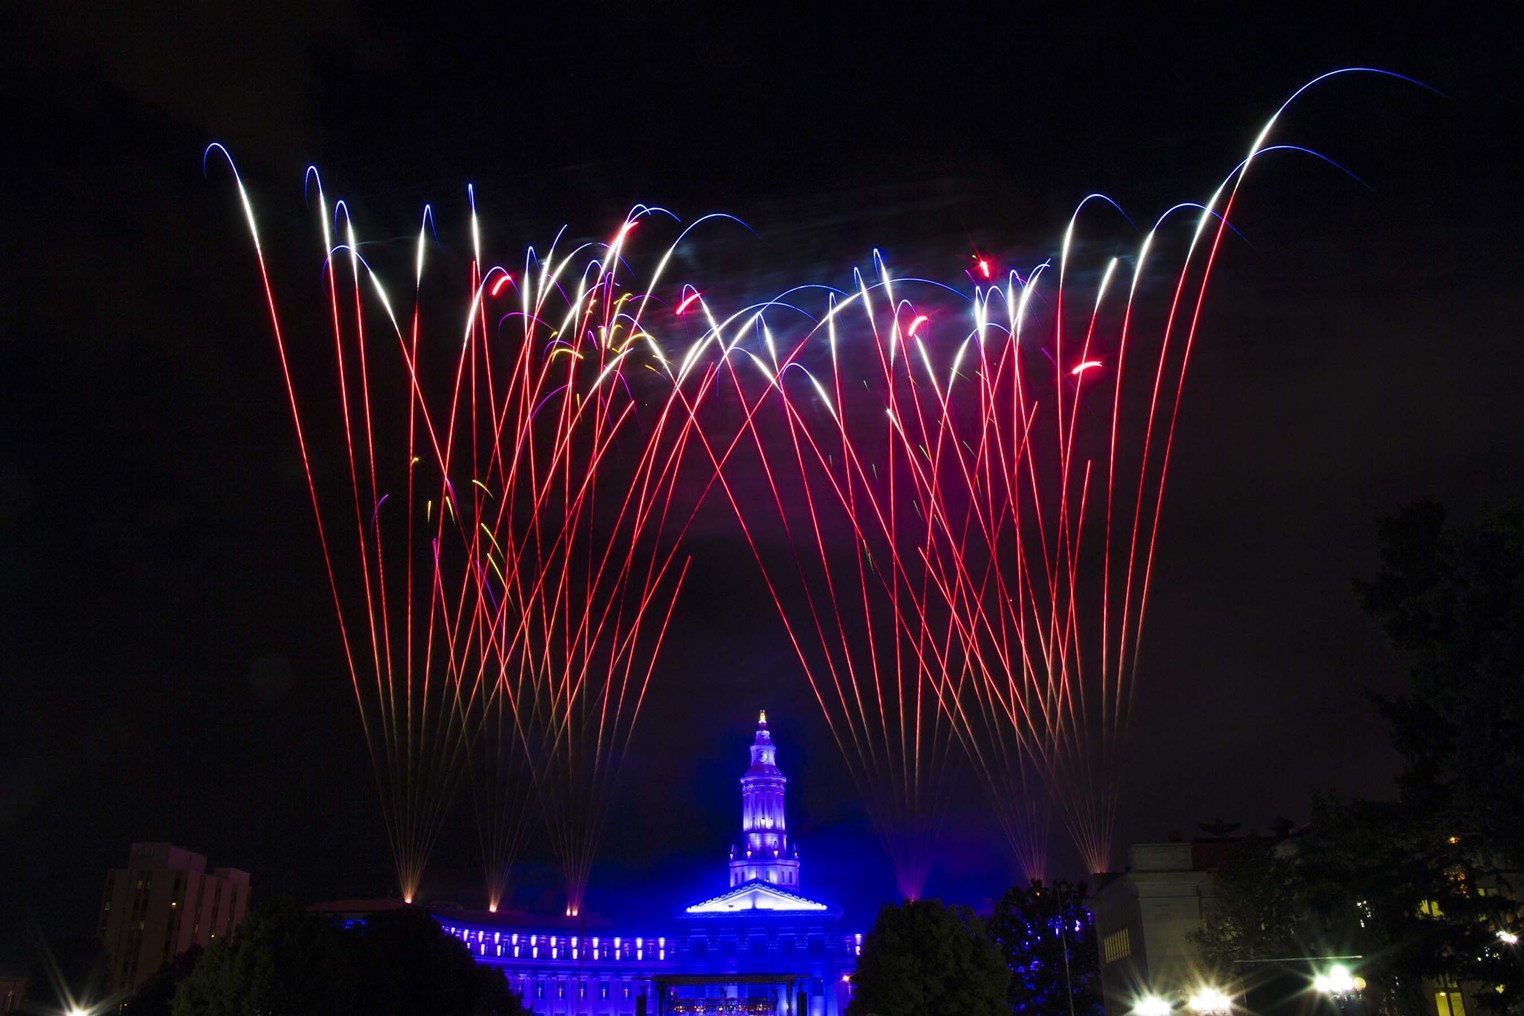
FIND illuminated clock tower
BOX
[729,711,802,888]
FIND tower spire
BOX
[728,713,800,888]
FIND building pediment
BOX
[682,879,837,916]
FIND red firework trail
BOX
[670,271,971,901]
[668,69,1418,880]
[212,168,718,911]
[208,66,1421,896]
[453,208,719,917]
[208,160,489,902]
[869,70,1415,875]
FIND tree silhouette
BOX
[988,880,1101,1016]
[847,898,1008,1016]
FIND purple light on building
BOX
[409,713,861,1015]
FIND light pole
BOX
[1054,905,1077,1016]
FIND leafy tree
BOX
[171,900,527,1016]
[120,946,202,1016]
[1166,503,1524,1016]
[171,898,348,1016]
[1293,797,1490,1016]
[1191,503,1524,1015]
[1355,501,1524,869]
[988,879,1101,1016]
[847,898,1009,1016]
[346,908,525,1016]
[1190,836,1308,972]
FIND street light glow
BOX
[1314,965,1359,994]
[1188,987,1231,1014]
[1135,995,1174,1016]
[1499,930,1519,945]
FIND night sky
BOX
[4,1,1522,972]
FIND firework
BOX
[670,268,973,900]
[458,209,722,916]
[922,69,1417,873]
[667,68,1419,879]
[210,67,1419,894]
[211,164,720,910]
[207,155,493,900]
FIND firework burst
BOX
[211,67,1423,894]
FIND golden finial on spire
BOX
[759,709,767,725]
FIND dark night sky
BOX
[3,0,1522,972]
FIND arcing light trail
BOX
[211,160,723,913]
[678,268,972,901]
[206,154,483,903]
[213,68,1415,899]
[458,212,723,917]
[676,68,1418,878]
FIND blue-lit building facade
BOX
[437,714,860,1016]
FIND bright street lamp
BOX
[1314,963,1366,1014]
[1313,965,1360,995]
[1187,987,1231,1014]
[1134,995,1173,1016]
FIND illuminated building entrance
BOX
[653,974,807,1016]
